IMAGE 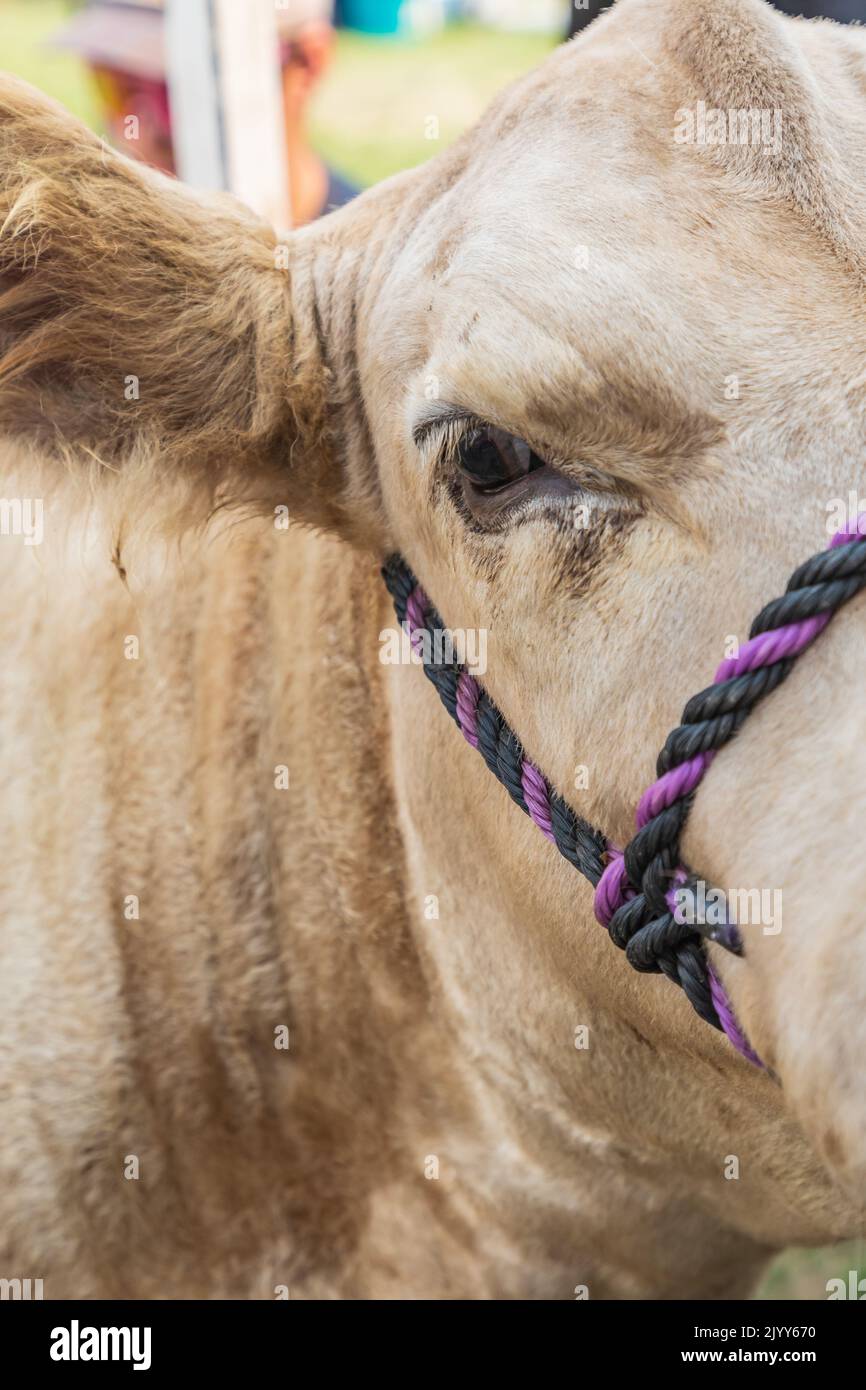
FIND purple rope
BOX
[406,587,557,841]
[455,670,480,748]
[405,586,428,657]
[521,761,556,843]
[595,515,866,1065]
[401,520,866,1068]
[594,845,634,925]
[406,573,756,1060]
[408,589,484,753]
[707,963,763,1067]
[635,613,839,829]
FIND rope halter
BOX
[383,514,866,1067]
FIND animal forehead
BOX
[364,0,866,438]
[392,0,865,314]
[378,8,866,383]
[380,131,782,428]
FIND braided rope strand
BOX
[384,517,866,1068]
[382,555,738,1044]
[595,516,866,1063]
[382,559,608,884]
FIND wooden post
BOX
[163,0,225,194]
[164,0,291,232]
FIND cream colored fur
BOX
[0,0,865,1298]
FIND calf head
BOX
[2,0,866,1220]
[348,0,866,1204]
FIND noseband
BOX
[383,515,866,1067]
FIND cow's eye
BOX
[457,426,545,492]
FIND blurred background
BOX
[0,1,860,221]
[0,0,576,223]
[0,0,863,1299]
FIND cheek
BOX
[456,524,626,826]
[390,506,732,851]
[377,444,437,550]
[455,516,746,843]
[683,686,866,1198]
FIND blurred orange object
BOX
[52,0,358,222]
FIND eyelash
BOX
[421,417,560,484]
[418,415,482,469]
[417,415,615,504]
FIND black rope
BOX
[609,530,866,1028]
[382,555,607,882]
[383,530,866,1035]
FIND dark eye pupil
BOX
[458,427,542,491]
[463,433,506,483]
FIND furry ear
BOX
[0,75,330,531]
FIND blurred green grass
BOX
[0,0,102,131]
[0,0,551,186]
[0,0,863,1305]
[757,1242,864,1301]
[310,22,554,185]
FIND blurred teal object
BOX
[341,0,403,33]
